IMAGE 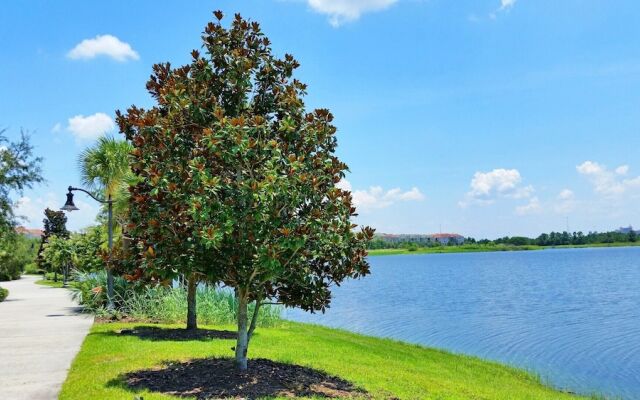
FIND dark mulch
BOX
[118,326,236,341]
[124,357,369,399]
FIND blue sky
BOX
[2,0,640,238]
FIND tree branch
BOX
[260,301,282,306]
[247,297,262,343]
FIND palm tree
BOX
[78,136,132,309]
[78,136,132,203]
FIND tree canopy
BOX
[0,129,43,233]
[42,234,74,283]
[37,208,69,276]
[117,11,373,369]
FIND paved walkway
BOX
[0,275,93,400]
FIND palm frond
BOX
[77,135,133,199]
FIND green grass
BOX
[368,242,640,256]
[60,321,591,400]
[368,244,542,256]
[35,278,65,288]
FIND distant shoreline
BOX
[367,241,640,256]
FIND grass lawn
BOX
[368,244,542,256]
[34,278,65,288]
[60,321,591,400]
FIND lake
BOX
[285,247,640,399]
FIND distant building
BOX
[377,233,432,244]
[427,233,465,245]
[617,226,640,234]
[15,226,44,239]
[377,233,465,245]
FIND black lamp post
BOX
[61,186,115,310]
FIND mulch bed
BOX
[118,326,236,341]
[124,357,369,399]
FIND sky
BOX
[2,0,640,238]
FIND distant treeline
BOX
[481,230,637,246]
[367,230,637,250]
[367,238,475,250]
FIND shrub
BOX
[23,262,40,275]
[406,243,419,252]
[0,257,22,281]
[70,270,130,311]
[0,234,39,281]
[0,287,8,302]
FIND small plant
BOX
[70,270,130,311]
[0,286,8,302]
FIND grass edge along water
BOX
[59,320,605,400]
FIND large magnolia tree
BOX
[117,11,373,370]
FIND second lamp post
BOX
[62,186,115,310]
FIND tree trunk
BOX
[186,274,198,330]
[235,292,249,370]
[53,271,58,282]
[247,299,262,344]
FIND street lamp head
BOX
[61,189,79,212]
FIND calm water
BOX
[285,247,640,399]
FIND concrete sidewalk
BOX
[0,275,93,400]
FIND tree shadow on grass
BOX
[117,326,236,341]
[110,357,369,399]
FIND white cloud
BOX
[336,178,352,191]
[558,189,574,200]
[515,196,541,216]
[576,161,640,197]
[460,168,534,207]
[576,160,602,175]
[615,165,629,175]
[67,34,139,62]
[338,179,425,211]
[489,0,516,19]
[67,113,114,142]
[459,168,537,209]
[469,168,522,197]
[511,184,535,199]
[13,193,98,232]
[499,0,516,11]
[554,189,576,214]
[308,0,398,26]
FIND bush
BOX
[406,243,419,252]
[0,259,22,281]
[69,271,281,326]
[0,287,8,302]
[0,234,39,281]
[69,270,130,310]
[23,262,40,275]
